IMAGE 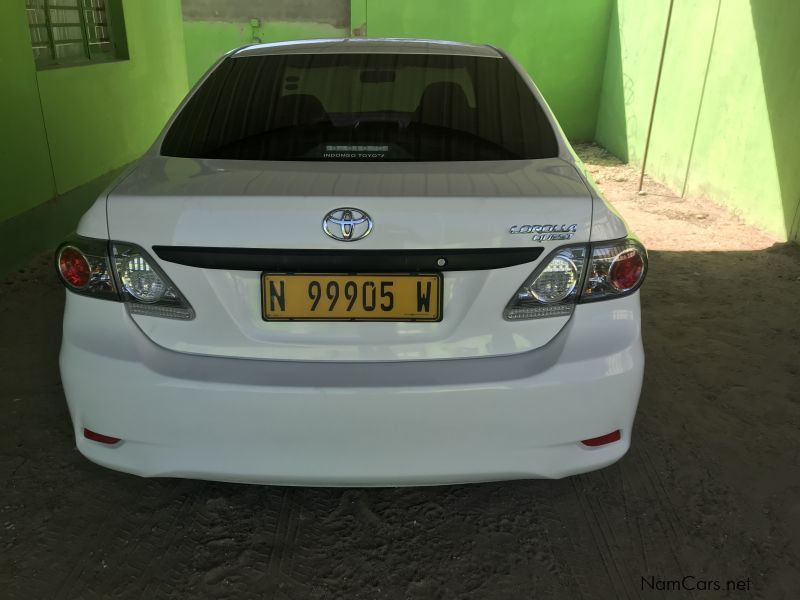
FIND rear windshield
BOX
[161,53,559,162]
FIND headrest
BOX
[271,93,328,129]
[416,82,472,128]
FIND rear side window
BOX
[161,53,559,162]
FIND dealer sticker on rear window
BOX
[322,145,389,159]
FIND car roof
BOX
[232,38,503,59]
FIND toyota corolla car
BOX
[56,38,646,486]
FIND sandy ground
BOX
[574,143,780,252]
[1,146,799,599]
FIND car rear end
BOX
[57,39,646,485]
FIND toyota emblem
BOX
[322,208,373,242]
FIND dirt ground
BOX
[1,145,799,599]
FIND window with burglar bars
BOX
[25,0,127,68]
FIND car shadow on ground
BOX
[1,243,798,599]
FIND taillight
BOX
[57,246,91,289]
[503,237,647,320]
[610,250,644,290]
[55,238,117,299]
[503,246,587,320]
[55,236,194,320]
[582,239,647,301]
[112,243,194,320]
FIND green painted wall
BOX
[0,2,56,223]
[0,166,126,277]
[595,0,670,164]
[350,0,367,36]
[596,0,800,242]
[359,0,614,141]
[183,20,349,85]
[0,0,188,223]
[6,0,795,249]
[36,0,188,194]
[0,0,188,274]
[182,0,615,139]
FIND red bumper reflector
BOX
[581,430,621,447]
[83,428,121,445]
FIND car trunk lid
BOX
[106,155,593,361]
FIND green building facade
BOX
[1,0,797,276]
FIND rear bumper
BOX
[60,293,644,486]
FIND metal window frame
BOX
[25,0,124,69]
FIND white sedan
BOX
[56,38,647,486]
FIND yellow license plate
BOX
[262,273,442,321]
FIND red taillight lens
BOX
[55,236,118,300]
[58,246,91,289]
[609,249,644,292]
[581,238,647,302]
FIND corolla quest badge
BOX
[323,208,373,242]
[509,223,578,242]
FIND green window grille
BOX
[25,0,128,68]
